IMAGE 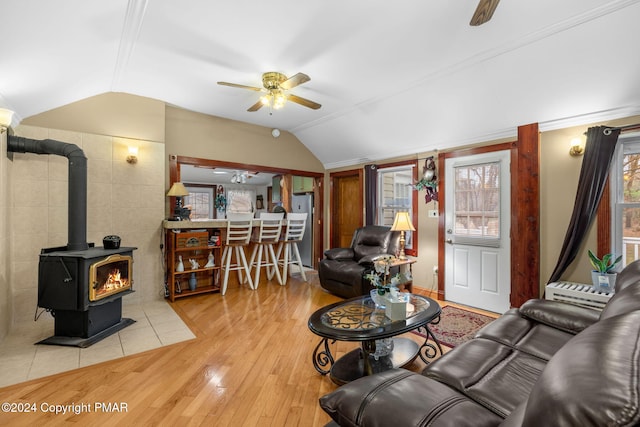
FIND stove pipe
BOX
[8,135,88,251]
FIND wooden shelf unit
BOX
[166,230,222,302]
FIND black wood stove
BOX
[37,245,136,347]
[8,135,136,347]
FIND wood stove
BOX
[37,245,136,347]
[8,135,137,347]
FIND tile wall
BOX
[7,125,166,326]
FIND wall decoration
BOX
[413,156,438,203]
[215,185,227,210]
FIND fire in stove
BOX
[90,254,133,301]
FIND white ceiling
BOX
[2,0,640,169]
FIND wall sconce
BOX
[569,138,584,156]
[0,108,14,133]
[391,211,416,259]
[126,146,138,164]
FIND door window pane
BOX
[453,162,500,238]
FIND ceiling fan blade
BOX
[247,100,264,112]
[280,72,310,90]
[218,81,264,91]
[288,94,321,110]
[470,0,500,26]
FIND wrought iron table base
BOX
[312,333,443,385]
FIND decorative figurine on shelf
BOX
[176,255,184,272]
[189,273,197,291]
[189,258,200,269]
[205,251,215,268]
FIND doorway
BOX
[169,155,324,269]
[444,151,511,313]
[330,170,363,248]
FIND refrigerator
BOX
[291,194,314,267]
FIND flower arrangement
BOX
[364,255,412,295]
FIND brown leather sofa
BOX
[318,226,401,298]
[319,260,640,426]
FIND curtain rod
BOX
[604,123,640,135]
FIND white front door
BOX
[444,150,511,313]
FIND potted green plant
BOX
[588,250,622,293]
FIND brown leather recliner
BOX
[318,226,401,299]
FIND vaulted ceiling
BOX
[2,1,640,168]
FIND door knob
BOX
[446,239,453,244]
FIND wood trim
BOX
[437,123,540,309]
[172,155,323,178]
[511,123,540,307]
[168,154,324,269]
[438,143,511,301]
[437,153,446,300]
[597,178,611,257]
[375,159,419,256]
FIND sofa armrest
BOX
[319,369,503,427]
[324,247,355,260]
[519,299,600,334]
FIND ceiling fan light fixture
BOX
[273,92,287,109]
[218,71,320,112]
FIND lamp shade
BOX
[0,108,14,128]
[167,182,190,197]
[391,212,415,232]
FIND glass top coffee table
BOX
[308,293,443,385]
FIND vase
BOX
[591,271,616,293]
[189,273,197,291]
[370,289,387,308]
[176,255,184,272]
[371,338,394,360]
[369,287,399,308]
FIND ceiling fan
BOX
[230,170,258,184]
[218,71,321,113]
[470,0,500,26]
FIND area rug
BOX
[415,305,495,348]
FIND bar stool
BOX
[276,212,308,282]
[247,212,284,287]
[220,212,254,295]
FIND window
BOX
[612,134,640,267]
[376,163,417,255]
[453,162,500,244]
[185,186,213,219]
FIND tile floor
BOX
[0,300,195,388]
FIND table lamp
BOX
[167,182,190,221]
[391,211,415,259]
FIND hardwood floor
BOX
[0,272,495,426]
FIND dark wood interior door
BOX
[331,171,363,248]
